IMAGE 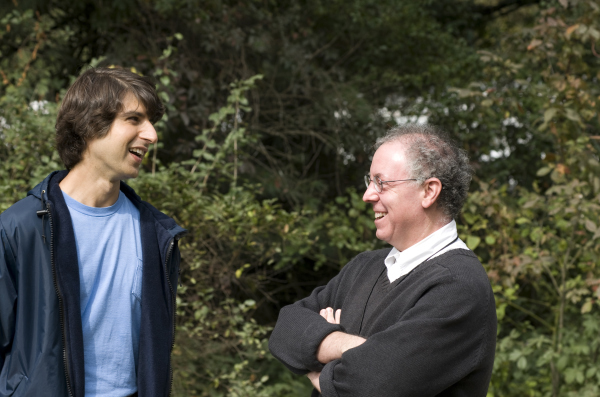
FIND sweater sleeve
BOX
[318,271,495,397]
[268,259,360,374]
[0,223,18,370]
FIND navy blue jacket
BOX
[0,171,186,397]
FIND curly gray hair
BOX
[374,124,472,220]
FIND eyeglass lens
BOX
[364,175,382,193]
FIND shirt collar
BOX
[384,220,459,282]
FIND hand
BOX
[316,306,366,364]
[319,307,341,324]
[307,371,321,392]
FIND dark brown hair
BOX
[55,67,165,169]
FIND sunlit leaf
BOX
[527,39,542,51]
[582,300,593,314]
[536,167,552,177]
[466,235,481,250]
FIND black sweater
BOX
[269,248,497,397]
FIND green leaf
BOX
[584,219,597,233]
[557,355,569,371]
[586,367,597,378]
[565,108,582,123]
[536,167,552,177]
[466,235,481,250]
[158,91,169,103]
[582,300,593,314]
[485,235,496,245]
[565,368,575,384]
[508,350,522,361]
[544,108,557,123]
[576,369,584,384]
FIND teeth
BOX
[130,148,144,157]
[375,212,387,219]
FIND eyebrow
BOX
[120,110,147,118]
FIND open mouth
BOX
[375,212,387,220]
[129,148,145,160]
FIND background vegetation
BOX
[1,0,600,395]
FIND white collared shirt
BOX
[384,220,469,282]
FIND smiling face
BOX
[81,92,157,182]
[363,139,429,251]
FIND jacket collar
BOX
[119,180,186,240]
[28,170,65,201]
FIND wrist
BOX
[317,331,366,363]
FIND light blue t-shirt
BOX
[62,190,142,397]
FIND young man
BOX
[0,68,186,397]
[269,124,497,396]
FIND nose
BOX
[362,181,379,204]
[140,120,158,144]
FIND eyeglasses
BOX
[364,174,417,193]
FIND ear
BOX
[421,177,442,209]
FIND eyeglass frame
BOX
[364,174,418,193]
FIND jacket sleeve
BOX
[318,273,495,397]
[268,258,361,375]
[0,222,18,370]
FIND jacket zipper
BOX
[47,199,75,397]
[165,238,177,396]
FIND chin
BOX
[117,171,138,181]
[124,167,141,179]
[375,229,390,244]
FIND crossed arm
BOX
[307,308,367,392]
[269,261,495,397]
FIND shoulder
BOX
[427,249,487,279]
[139,199,186,237]
[0,196,43,257]
[119,182,186,238]
[418,248,493,301]
[1,195,42,233]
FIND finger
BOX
[319,309,327,318]
[335,309,342,324]
[306,371,321,391]
[326,307,335,323]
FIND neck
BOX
[59,165,121,208]
[397,212,451,251]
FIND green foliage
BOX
[461,137,600,396]
[450,2,600,395]
[0,99,60,211]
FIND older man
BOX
[269,124,496,397]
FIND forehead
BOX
[120,92,146,114]
[370,140,409,178]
